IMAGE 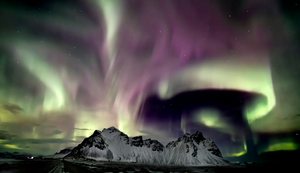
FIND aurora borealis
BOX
[0,0,300,159]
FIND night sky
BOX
[0,0,300,159]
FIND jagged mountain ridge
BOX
[65,127,227,166]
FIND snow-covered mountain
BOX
[164,131,225,165]
[65,127,227,166]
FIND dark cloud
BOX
[74,128,92,131]
[8,138,75,144]
[251,113,300,133]
[2,103,22,114]
[0,130,16,140]
[52,129,62,135]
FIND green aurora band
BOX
[0,0,299,157]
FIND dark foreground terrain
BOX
[0,159,296,173]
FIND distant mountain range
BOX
[63,127,227,166]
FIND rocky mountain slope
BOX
[65,127,227,166]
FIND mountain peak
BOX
[190,131,205,144]
[107,126,118,130]
[102,126,120,132]
[130,136,143,147]
[92,130,102,136]
[177,131,205,144]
